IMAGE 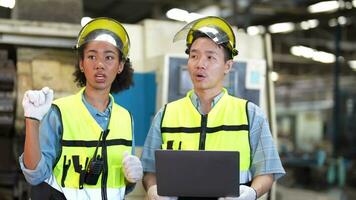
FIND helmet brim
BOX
[173,16,238,57]
[76,17,130,59]
[173,19,230,45]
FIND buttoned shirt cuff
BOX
[19,153,46,185]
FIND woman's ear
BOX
[118,62,124,74]
[79,60,84,72]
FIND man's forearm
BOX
[143,172,157,191]
[251,174,273,198]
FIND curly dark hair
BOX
[185,31,233,61]
[73,44,134,93]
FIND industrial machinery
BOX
[0,49,16,136]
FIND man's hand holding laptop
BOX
[218,185,256,200]
[147,185,177,200]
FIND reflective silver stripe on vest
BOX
[45,174,125,200]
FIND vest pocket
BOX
[61,155,71,187]
[72,155,89,189]
[162,140,183,150]
[166,140,174,149]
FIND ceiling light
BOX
[312,51,335,63]
[166,8,204,22]
[247,25,265,35]
[300,19,319,30]
[290,45,336,64]
[328,16,348,27]
[271,71,279,82]
[81,17,92,27]
[247,26,260,35]
[166,8,188,22]
[348,60,356,70]
[353,0,356,7]
[268,22,295,33]
[0,0,15,9]
[337,16,347,25]
[328,18,338,27]
[290,46,314,58]
[308,1,339,13]
[345,1,353,9]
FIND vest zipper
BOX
[101,130,109,200]
[199,114,208,150]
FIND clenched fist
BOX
[22,87,54,121]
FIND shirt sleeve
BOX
[19,105,62,185]
[140,107,165,173]
[247,102,286,181]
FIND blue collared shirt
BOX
[141,91,285,180]
[19,93,135,185]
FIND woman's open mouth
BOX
[95,73,106,82]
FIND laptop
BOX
[155,150,240,198]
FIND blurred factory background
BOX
[0,0,356,199]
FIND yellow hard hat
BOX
[173,16,238,57]
[75,17,130,59]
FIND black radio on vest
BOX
[84,129,109,185]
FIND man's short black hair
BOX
[185,31,233,61]
[73,44,134,93]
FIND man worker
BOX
[141,16,285,200]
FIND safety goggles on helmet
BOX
[75,17,130,59]
[173,16,238,58]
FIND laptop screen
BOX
[155,150,240,198]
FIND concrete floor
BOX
[126,183,356,200]
[0,182,355,200]
[276,185,356,200]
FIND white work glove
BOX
[122,151,143,183]
[22,87,54,121]
[146,185,178,200]
[218,185,257,200]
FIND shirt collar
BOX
[81,92,112,117]
[189,89,225,114]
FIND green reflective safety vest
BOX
[51,88,132,195]
[161,89,251,174]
